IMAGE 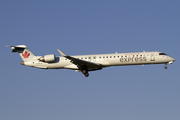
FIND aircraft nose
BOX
[168,57,175,64]
[170,57,176,62]
[172,58,176,61]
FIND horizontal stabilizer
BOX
[6,45,27,52]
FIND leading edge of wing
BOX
[57,49,102,70]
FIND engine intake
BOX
[39,54,55,62]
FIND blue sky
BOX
[1,0,180,120]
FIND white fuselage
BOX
[9,45,175,77]
[23,51,175,70]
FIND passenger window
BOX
[88,57,91,61]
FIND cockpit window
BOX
[159,53,167,55]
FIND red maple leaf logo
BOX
[22,51,30,58]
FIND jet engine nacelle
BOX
[39,54,55,62]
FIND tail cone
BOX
[20,61,24,65]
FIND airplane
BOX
[7,45,175,77]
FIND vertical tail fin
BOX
[8,45,36,61]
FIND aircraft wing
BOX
[57,49,102,71]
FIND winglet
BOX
[57,49,67,57]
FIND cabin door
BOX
[150,53,155,61]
